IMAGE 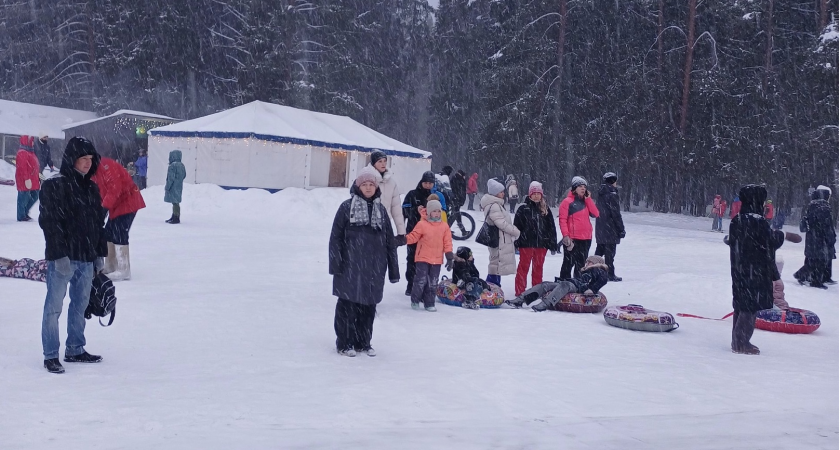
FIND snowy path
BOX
[1,184,837,449]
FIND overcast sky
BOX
[427,0,439,8]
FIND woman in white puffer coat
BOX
[481,178,521,286]
[368,151,406,236]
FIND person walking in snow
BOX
[39,137,108,373]
[15,135,41,222]
[406,196,456,312]
[711,195,724,231]
[329,168,401,357]
[558,176,599,280]
[134,149,148,190]
[595,172,626,282]
[366,151,406,237]
[729,195,741,219]
[402,171,437,295]
[466,172,478,211]
[91,157,146,281]
[505,176,520,213]
[164,150,186,224]
[507,255,609,312]
[725,184,785,355]
[794,185,836,289]
[481,178,521,286]
[35,134,56,173]
[513,181,558,296]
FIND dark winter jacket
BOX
[452,258,480,285]
[329,186,400,305]
[450,172,467,207]
[35,138,54,171]
[727,185,785,312]
[402,181,432,233]
[164,150,186,204]
[38,139,107,262]
[569,264,609,294]
[595,184,626,245]
[514,198,558,251]
[800,191,837,261]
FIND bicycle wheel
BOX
[449,210,475,241]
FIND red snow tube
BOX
[547,292,608,313]
[755,308,820,334]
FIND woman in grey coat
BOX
[329,168,401,357]
[164,150,186,224]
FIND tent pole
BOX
[304,146,312,189]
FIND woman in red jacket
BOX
[91,157,146,281]
[558,176,599,279]
[15,136,40,221]
[466,173,478,211]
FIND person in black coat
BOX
[329,168,401,357]
[401,171,436,295]
[452,246,488,309]
[595,172,626,281]
[513,182,558,295]
[794,186,837,288]
[35,135,56,173]
[725,184,785,355]
[39,137,108,374]
[448,168,467,210]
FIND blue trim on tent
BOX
[219,186,282,194]
[149,130,431,159]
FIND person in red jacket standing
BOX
[764,199,774,221]
[91,157,146,281]
[15,135,40,222]
[558,176,599,279]
[730,195,741,219]
[466,173,478,211]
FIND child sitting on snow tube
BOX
[506,255,609,311]
[451,246,490,310]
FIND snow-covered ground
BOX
[1,182,837,450]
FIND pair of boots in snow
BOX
[104,242,131,281]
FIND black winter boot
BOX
[169,216,180,224]
[44,358,65,374]
[64,351,103,363]
[165,215,174,223]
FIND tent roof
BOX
[149,101,431,159]
[62,109,178,130]
[0,99,98,139]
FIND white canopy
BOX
[149,100,430,159]
[62,109,177,130]
[0,99,97,139]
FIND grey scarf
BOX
[350,194,384,230]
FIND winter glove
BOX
[94,257,105,273]
[24,179,32,190]
[445,252,456,271]
[619,230,626,239]
[55,257,72,277]
[394,235,407,247]
[561,236,571,247]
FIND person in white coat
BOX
[368,151,406,236]
[481,179,521,286]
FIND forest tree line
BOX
[1,0,837,215]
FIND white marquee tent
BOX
[147,101,431,193]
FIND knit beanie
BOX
[487,179,505,196]
[571,176,587,190]
[528,181,544,196]
[369,151,387,167]
[421,171,436,183]
[355,167,380,187]
[817,185,832,196]
[603,172,617,185]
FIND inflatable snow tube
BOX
[0,258,47,282]
[603,304,679,332]
[435,278,505,309]
[546,291,608,313]
[755,308,820,334]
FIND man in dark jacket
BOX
[595,172,626,281]
[401,171,435,295]
[725,184,785,355]
[35,134,56,173]
[448,168,467,210]
[794,185,836,288]
[39,137,108,374]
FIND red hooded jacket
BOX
[91,157,146,219]
[15,136,40,192]
[558,191,599,240]
[730,199,741,219]
[467,173,478,194]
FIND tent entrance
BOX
[328,151,349,187]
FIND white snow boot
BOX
[103,242,117,274]
[107,245,131,281]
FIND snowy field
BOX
[0,180,838,450]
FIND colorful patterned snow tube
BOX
[755,308,820,334]
[546,291,608,313]
[0,258,47,282]
[603,304,679,332]
[435,278,505,309]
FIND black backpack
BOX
[86,272,116,326]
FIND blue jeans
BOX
[712,216,722,231]
[17,190,39,220]
[41,260,94,359]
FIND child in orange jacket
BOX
[406,196,457,311]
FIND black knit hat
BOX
[370,151,387,166]
[456,246,472,260]
[603,172,617,185]
[421,171,436,183]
